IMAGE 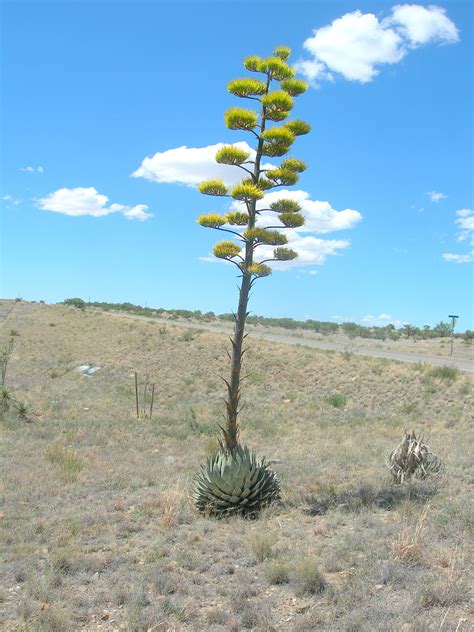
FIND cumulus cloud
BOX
[427,190,447,202]
[442,209,474,263]
[37,187,152,221]
[132,142,273,187]
[296,4,459,84]
[20,165,44,173]
[133,143,362,270]
[389,4,460,46]
[455,209,474,243]
[230,189,362,235]
[221,189,361,271]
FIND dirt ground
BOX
[0,301,472,631]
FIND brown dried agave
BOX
[388,430,442,484]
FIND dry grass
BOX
[0,300,473,630]
[391,503,429,563]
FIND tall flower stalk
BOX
[198,46,310,452]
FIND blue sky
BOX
[1,1,473,329]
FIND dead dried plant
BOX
[388,429,441,484]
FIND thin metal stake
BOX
[135,372,139,418]
[150,383,155,419]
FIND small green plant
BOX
[0,338,14,388]
[180,328,195,342]
[250,533,275,562]
[9,329,19,337]
[412,361,427,372]
[292,557,327,596]
[45,445,84,482]
[327,393,347,408]
[428,366,459,381]
[341,350,353,361]
[265,558,290,584]
[63,297,86,309]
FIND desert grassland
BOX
[0,301,472,631]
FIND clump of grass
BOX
[292,557,327,596]
[400,401,420,415]
[161,595,190,622]
[428,366,459,381]
[418,574,469,608]
[327,393,347,408]
[157,484,190,528]
[44,445,84,482]
[249,532,275,562]
[391,504,429,564]
[265,558,290,584]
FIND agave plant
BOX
[388,430,442,484]
[193,45,311,517]
[193,445,280,517]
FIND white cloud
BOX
[455,209,474,243]
[427,190,447,202]
[132,142,273,187]
[390,4,460,46]
[297,10,405,83]
[2,194,20,207]
[296,4,459,85]
[20,165,44,173]
[442,251,474,264]
[362,313,403,326]
[442,209,474,263]
[226,189,361,270]
[122,204,152,221]
[37,187,152,221]
[134,144,362,270]
[229,189,362,234]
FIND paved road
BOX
[101,310,474,376]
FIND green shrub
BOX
[250,533,275,562]
[428,366,459,381]
[327,393,347,408]
[292,557,327,596]
[265,559,290,584]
